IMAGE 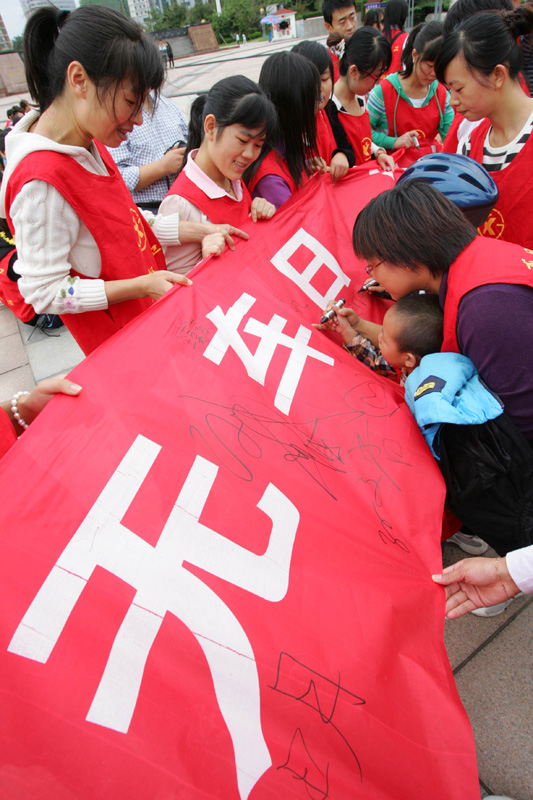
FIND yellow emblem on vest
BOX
[414,380,436,398]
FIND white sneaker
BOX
[447,530,489,555]
[484,796,518,799]
[471,599,514,617]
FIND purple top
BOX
[440,275,533,442]
[251,174,292,209]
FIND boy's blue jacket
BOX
[404,353,503,459]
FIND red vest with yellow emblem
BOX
[468,118,533,248]
[381,30,409,79]
[381,77,446,150]
[337,107,372,165]
[4,142,164,355]
[442,236,533,352]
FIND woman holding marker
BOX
[368,21,454,159]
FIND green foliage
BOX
[211,0,263,42]
[187,2,215,24]
[162,1,187,28]
[11,35,23,52]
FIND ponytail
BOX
[22,5,164,112]
[400,20,443,78]
[436,7,533,83]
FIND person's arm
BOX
[134,147,186,191]
[367,85,397,151]
[251,174,292,210]
[1,376,83,435]
[432,556,522,619]
[439,88,455,142]
[313,303,383,347]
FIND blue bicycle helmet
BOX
[397,152,499,228]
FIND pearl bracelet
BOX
[11,391,30,430]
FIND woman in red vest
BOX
[352,180,533,449]
[291,40,356,183]
[333,27,395,170]
[159,76,277,274]
[246,52,322,209]
[435,6,533,248]
[368,21,454,161]
[381,0,409,79]
[0,5,192,356]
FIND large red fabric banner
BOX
[0,169,479,799]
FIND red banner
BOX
[0,169,478,799]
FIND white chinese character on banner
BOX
[203,292,334,414]
[270,228,351,308]
[8,435,300,800]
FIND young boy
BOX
[321,292,444,384]
[322,0,357,80]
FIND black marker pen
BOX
[358,279,379,293]
[320,298,346,324]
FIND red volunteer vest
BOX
[381,77,446,150]
[382,30,408,79]
[337,108,372,164]
[4,143,164,355]
[247,149,304,196]
[329,49,341,83]
[316,109,338,163]
[165,169,251,226]
[468,118,533,248]
[0,408,17,462]
[0,230,35,323]
[442,236,533,352]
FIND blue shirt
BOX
[107,95,188,204]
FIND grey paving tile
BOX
[0,332,28,373]
[454,603,533,800]
[24,328,83,382]
[0,364,36,399]
[0,307,20,338]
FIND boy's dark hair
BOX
[442,0,512,35]
[435,7,533,84]
[322,0,356,25]
[23,5,164,113]
[353,181,477,277]
[339,26,391,76]
[383,0,408,39]
[392,293,444,357]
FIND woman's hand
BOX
[376,150,396,171]
[205,223,249,250]
[9,375,82,431]
[393,130,420,149]
[432,556,521,619]
[201,230,226,258]
[307,156,330,174]
[313,301,361,343]
[329,152,349,184]
[141,270,192,300]
[250,197,276,222]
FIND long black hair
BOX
[23,5,164,113]
[400,21,444,79]
[435,6,533,84]
[247,51,320,190]
[353,180,477,277]
[383,0,408,39]
[339,26,392,78]
[292,40,334,84]
[182,75,277,167]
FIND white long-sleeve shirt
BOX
[0,111,181,314]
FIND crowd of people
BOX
[0,2,532,793]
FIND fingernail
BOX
[68,384,82,393]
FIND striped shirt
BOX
[460,109,533,172]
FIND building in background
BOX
[128,0,151,26]
[0,15,13,50]
[20,0,76,18]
